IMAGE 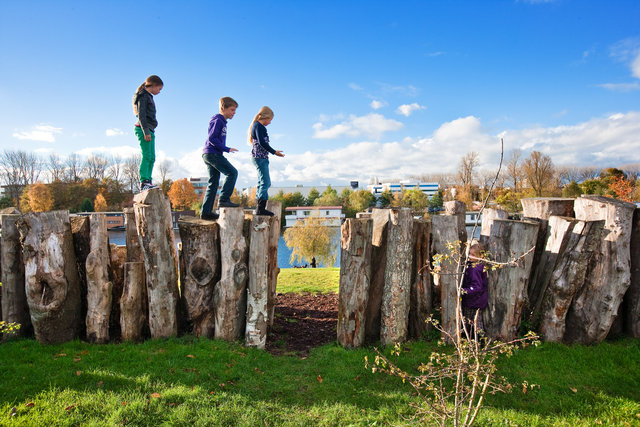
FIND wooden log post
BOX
[484,219,539,342]
[178,216,220,338]
[133,188,180,338]
[124,207,143,263]
[214,207,249,341]
[431,214,462,341]
[85,214,113,343]
[364,208,389,343]
[564,195,636,344]
[337,218,373,348]
[445,200,468,244]
[17,211,82,344]
[624,208,640,337]
[480,208,509,244]
[1,214,31,337]
[120,261,147,341]
[70,215,90,338]
[245,215,270,348]
[265,200,282,327]
[109,244,127,340]
[538,217,604,341]
[408,218,432,339]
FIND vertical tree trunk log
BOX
[380,209,414,346]
[364,208,389,343]
[624,208,640,337]
[265,200,282,327]
[178,216,220,338]
[124,207,143,263]
[245,215,270,348]
[120,261,147,341]
[564,195,636,344]
[521,197,575,219]
[1,214,31,337]
[538,218,604,341]
[337,218,373,348]
[480,208,508,244]
[85,214,113,343]
[133,188,180,338]
[431,214,462,342]
[484,219,539,341]
[18,211,82,344]
[70,215,90,338]
[444,200,468,244]
[408,219,432,339]
[214,207,249,341]
[109,244,127,340]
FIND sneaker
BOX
[218,199,240,208]
[200,213,219,221]
[140,180,158,191]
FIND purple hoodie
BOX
[461,261,488,309]
[203,113,231,154]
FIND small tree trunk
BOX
[480,208,508,244]
[109,244,127,340]
[380,208,414,346]
[364,208,389,343]
[624,208,640,337]
[431,214,462,342]
[70,215,90,338]
[484,219,539,342]
[265,200,282,327]
[214,207,249,341]
[444,200,468,244]
[120,261,147,341]
[178,216,220,338]
[124,207,143,263]
[245,215,270,348]
[564,195,636,344]
[408,219,432,339]
[133,188,180,338]
[337,218,373,348]
[18,211,82,344]
[85,214,113,343]
[1,214,31,337]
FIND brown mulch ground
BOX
[266,292,338,356]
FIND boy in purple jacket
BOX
[461,243,488,338]
[201,97,240,220]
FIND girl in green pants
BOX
[133,75,163,191]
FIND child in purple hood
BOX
[461,243,488,338]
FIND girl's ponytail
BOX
[133,75,164,113]
[247,106,274,145]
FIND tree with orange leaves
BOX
[168,178,197,210]
[21,183,54,212]
[607,175,635,203]
[94,193,108,212]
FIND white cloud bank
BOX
[106,128,125,136]
[370,100,385,110]
[312,113,403,139]
[396,103,426,117]
[13,124,62,142]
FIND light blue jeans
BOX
[252,157,271,201]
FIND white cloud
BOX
[370,100,385,110]
[312,113,403,139]
[597,82,640,92]
[12,124,62,142]
[348,82,363,91]
[632,51,640,79]
[396,103,426,117]
[106,128,125,137]
[75,145,140,158]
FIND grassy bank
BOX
[277,267,340,294]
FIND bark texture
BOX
[18,211,82,344]
[85,214,113,343]
[480,208,509,244]
[1,214,31,337]
[408,219,432,339]
[245,215,270,348]
[133,188,180,338]
[124,207,143,263]
[70,215,90,338]
[120,261,147,341]
[625,208,640,337]
[109,244,127,340]
[265,200,282,327]
[337,218,373,348]
[444,200,468,244]
[364,209,389,343]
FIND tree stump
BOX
[70,215,90,338]
[245,215,270,348]
[564,195,636,344]
[480,208,508,244]
[109,244,127,340]
[120,261,147,341]
[624,208,640,337]
[178,216,220,338]
[1,214,31,337]
[337,218,373,348]
[445,200,468,244]
[521,198,575,219]
[484,219,538,341]
[124,207,143,263]
[431,214,462,342]
[133,188,179,338]
[214,207,249,341]
[408,219,432,339]
[85,214,113,343]
[364,208,389,343]
[17,211,82,344]
[265,200,282,327]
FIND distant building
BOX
[285,206,345,227]
[74,212,125,231]
[368,182,439,199]
[189,177,209,197]
[244,184,357,199]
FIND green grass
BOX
[277,267,340,294]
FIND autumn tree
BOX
[168,178,198,210]
[608,175,635,202]
[401,187,429,211]
[522,150,555,196]
[504,149,524,192]
[0,150,43,208]
[457,151,479,189]
[84,154,109,181]
[94,193,108,212]
[48,153,66,182]
[21,183,54,212]
[344,189,375,217]
[283,214,339,267]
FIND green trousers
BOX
[135,127,155,181]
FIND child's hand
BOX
[145,134,152,142]
[229,148,238,153]
[275,150,285,157]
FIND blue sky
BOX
[1,0,639,190]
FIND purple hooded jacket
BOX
[461,261,488,309]
[203,114,231,155]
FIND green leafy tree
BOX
[283,215,338,267]
[314,185,341,206]
[0,195,14,209]
[580,179,606,195]
[306,187,320,206]
[379,189,393,207]
[429,190,444,209]
[345,190,375,217]
[494,189,522,212]
[80,198,94,212]
[401,187,429,211]
[562,181,583,198]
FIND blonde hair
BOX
[247,106,275,145]
[219,96,238,112]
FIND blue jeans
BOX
[252,157,271,201]
[202,153,238,215]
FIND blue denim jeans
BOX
[252,157,271,201]
[202,153,238,215]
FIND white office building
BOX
[285,206,345,227]
[368,182,439,198]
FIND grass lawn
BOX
[277,267,340,294]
